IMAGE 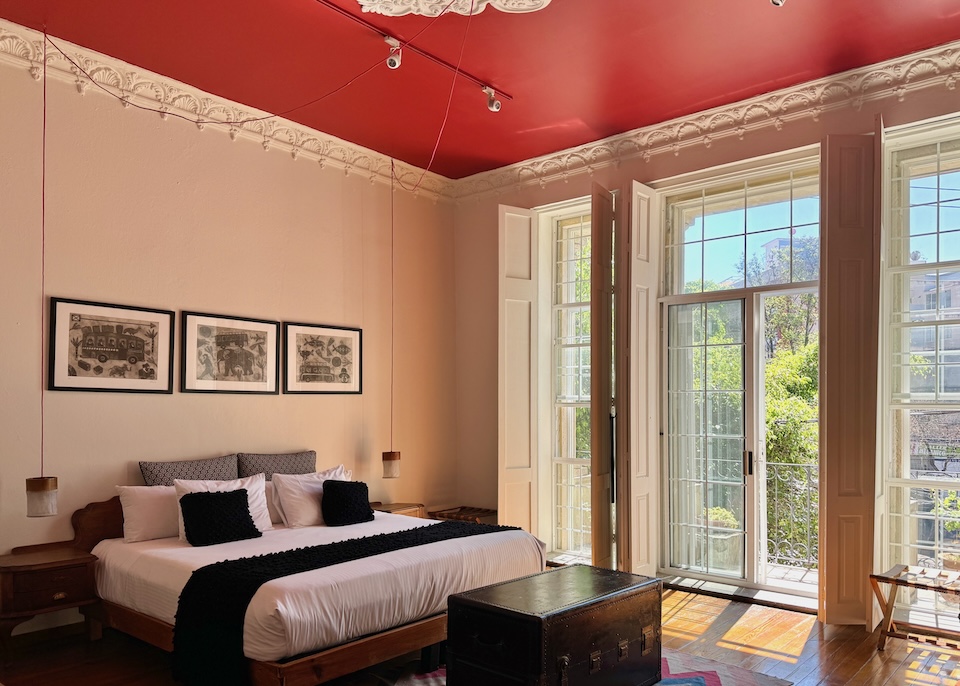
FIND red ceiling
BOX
[3,0,960,178]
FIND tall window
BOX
[884,133,960,582]
[552,211,592,558]
[662,161,822,591]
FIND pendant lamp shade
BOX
[382,451,400,479]
[26,476,58,517]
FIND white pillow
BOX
[117,485,180,543]
[173,473,272,540]
[272,465,352,528]
[264,481,284,525]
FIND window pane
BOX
[911,176,939,207]
[706,345,743,391]
[746,229,790,287]
[554,307,590,346]
[554,406,591,460]
[703,200,745,241]
[664,165,820,296]
[909,234,938,266]
[911,204,938,236]
[793,187,820,226]
[746,182,791,234]
[668,392,705,436]
[707,437,744,483]
[707,301,744,343]
[941,169,960,204]
[703,236,744,289]
[682,244,704,293]
[792,224,820,281]
[554,462,591,556]
[940,230,960,262]
[940,204,960,234]
[942,272,960,320]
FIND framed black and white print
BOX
[283,322,362,394]
[181,311,279,394]
[48,297,175,393]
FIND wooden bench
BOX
[870,564,960,650]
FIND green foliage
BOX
[937,492,960,533]
[765,336,820,568]
[707,507,738,529]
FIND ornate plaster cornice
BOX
[0,20,456,202]
[4,19,960,204]
[452,40,960,200]
[357,0,551,16]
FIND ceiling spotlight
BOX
[385,36,402,69]
[483,86,502,113]
[770,0,785,5]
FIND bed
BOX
[21,496,545,686]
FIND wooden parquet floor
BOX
[1,590,958,685]
[662,589,960,685]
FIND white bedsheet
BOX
[92,512,545,661]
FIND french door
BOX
[666,297,752,579]
[664,288,821,592]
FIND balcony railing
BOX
[766,461,819,570]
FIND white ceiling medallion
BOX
[357,0,552,17]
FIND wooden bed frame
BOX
[14,497,447,686]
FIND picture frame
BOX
[181,311,280,394]
[283,322,362,394]
[48,297,175,393]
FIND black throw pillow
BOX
[321,480,375,526]
[179,489,263,546]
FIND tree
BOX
[69,333,82,360]
[764,342,820,568]
[143,325,158,360]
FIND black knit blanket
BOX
[172,521,518,685]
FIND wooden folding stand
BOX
[870,564,960,650]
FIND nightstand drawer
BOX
[8,583,94,613]
[13,565,90,593]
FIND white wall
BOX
[0,56,458,569]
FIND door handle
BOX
[610,406,616,504]
[743,450,754,477]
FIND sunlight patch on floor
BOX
[714,640,800,663]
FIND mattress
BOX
[92,512,545,661]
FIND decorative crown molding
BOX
[3,19,960,205]
[452,40,960,200]
[357,0,551,16]
[0,20,456,202]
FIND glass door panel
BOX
[667,300,747,578]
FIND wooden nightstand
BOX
[370,502,426,518]
[0,547,98,656]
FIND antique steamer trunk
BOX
[447,565,661,686]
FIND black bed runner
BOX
[172,521,517,685]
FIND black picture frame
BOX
[48,297,175,393]
[181,311,280,394]
[282,322,362,394]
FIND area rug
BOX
[355,648,790,686]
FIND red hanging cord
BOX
[390,158,396,450]
[40,28,47,478]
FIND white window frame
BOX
[880,117,960,581]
